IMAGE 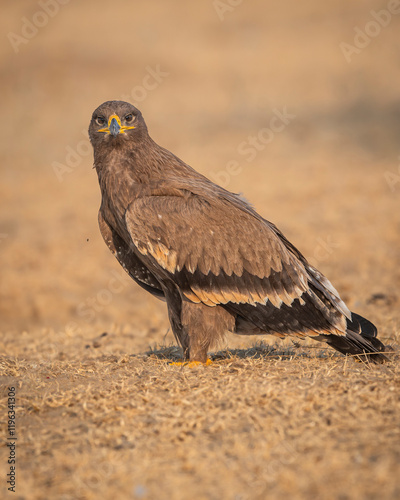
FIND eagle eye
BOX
[125,114,134,123]
[96,116,106,126]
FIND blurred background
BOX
[1,0,399,355]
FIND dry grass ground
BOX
[1,1,400,499]
[1,343,400,500]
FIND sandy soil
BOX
[0,1,399,499]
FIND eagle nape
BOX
[88,100,390,365]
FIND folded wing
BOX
[125,187,351,338]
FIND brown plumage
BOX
[88,100,388,363]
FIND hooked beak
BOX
[109,117,120,137]
[98,114,135,136]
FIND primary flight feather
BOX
[88,100,387,363]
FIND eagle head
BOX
[88,100,147,150]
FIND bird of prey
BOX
[88,100,387,364]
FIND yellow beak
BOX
[98,114,135,136]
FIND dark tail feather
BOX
[323,312,389,364]
[346,312,377,338]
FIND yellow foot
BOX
[170,359,213,367]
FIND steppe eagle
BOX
[88,101,387,364]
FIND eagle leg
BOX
[164,293,191,361]
[179,301,235,362]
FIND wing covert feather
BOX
[125,192,309,308]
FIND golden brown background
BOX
[1,1,399,499]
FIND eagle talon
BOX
[169,359,213,367]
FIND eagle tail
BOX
[323,312,389,363]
